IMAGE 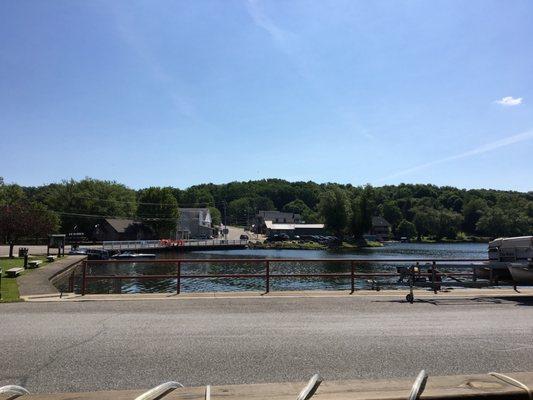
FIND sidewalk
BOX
[17,255,86,296]
[21,286,533,302]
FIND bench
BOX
[26,260,42,269]
[6,268,23,278]
[46,256,56,262]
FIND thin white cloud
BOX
[495,96,523,106]
[108,3,196,118]
[244,0,315,81]
[245,0,294,55]
[377,130,533,182]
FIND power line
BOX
[50,194,225,208]
[51,211,179,221]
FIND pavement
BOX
[0,245,99,256]
[16,255,86,296]
[2,293,533,394]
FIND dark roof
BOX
[372,216,391,227]
[257,211,302,220]
[179,208,210,212]
[104,218,141,233]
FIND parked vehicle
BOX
[266,234,290,242]
[240,234,249,240]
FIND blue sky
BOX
[1,0,532,191]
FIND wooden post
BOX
[68,272,74,293]
[472,265,477,283]
[265,261,270,294]
[432,261,437,294]
[81,260,87,296]
[350,261,355,294]
[114,278,122,294]
[177,261,181,294]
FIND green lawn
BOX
[0,256,48,303]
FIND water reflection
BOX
[80,242,488,294]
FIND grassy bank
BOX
[416,236,491,244]
[0,256,48,303]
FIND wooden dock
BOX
[19,371,533,399]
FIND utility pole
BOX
[223,201,228,240]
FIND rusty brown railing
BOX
[76,258,491,297]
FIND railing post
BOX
[81,260,87,296]
[114,278,122,294]
[68,271,74,293]
[176,261,181,294]
[432,261,437,294]
[350,261,355,294]
[472,265,477,282]
[265,261,270,294]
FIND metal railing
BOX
[102,239,248,250]
[76,258,493,299]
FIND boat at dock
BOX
[111,252,156,260]
[485,236,533,285]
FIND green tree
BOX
[209,206,222,226]
[0,200,59,258]
[282,199,311,215]
[437,209,463,239]
[318,187,350,238]
[397,219,417,239]
[38,178,137,235]
[381,200,403,232]
[476,207,530,238]
[137,187,179,238]
[412,206,440,240]
[462,198,487,234]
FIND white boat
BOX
[488,236,533,285]
[111,252,156,260]
[508,262,533,285]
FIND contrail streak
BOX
[377,130,533,182]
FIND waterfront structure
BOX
[176,208,214,239]
[370,216,391,241]
[96,218,155,241]
[255,211,303,233]
[264,221,325,238]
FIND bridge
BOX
[102,239,248,252]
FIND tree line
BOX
[1,177,532,252]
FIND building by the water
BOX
[176,208,214,239]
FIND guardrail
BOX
[102,239,248,250]
[76,258,496,301]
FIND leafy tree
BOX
[412,206,440,240]
[137,187,179,238]
[227,196,275,226]
[381,200,403,231]
[437,209,463,239]
[318,187,350,238]
[348,186,375,238]
[397,219,417,239]
[209,206,222,226]
[37,178,137,235]
[282,199,311,215]
[462,198,487,234]
[0,200,59,257]
[476,207,530,238]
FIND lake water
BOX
[79,242,489,294]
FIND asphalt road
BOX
[2,295,533,393]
